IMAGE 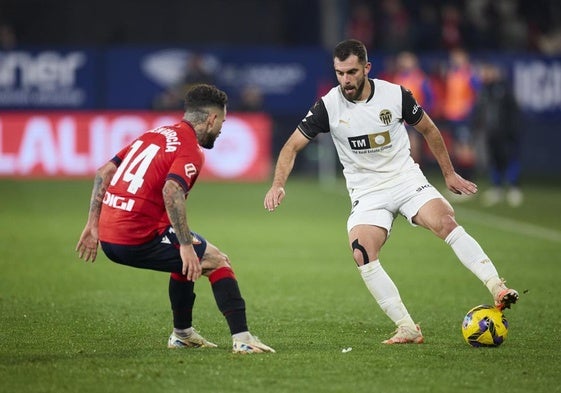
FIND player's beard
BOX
[200,131,219,149]
[342,76,366,101]
[200,135,216,149]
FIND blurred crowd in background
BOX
[0,0,560,54]
[346,0,561,55]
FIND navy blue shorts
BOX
[100,226,208,274]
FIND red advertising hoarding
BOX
[0,111,271,181]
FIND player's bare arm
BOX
[76,161,117,262]
[414,113,478,195]
[163,179,202,281]
[264,130,310,211]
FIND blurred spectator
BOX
[523,0,561,53]
[464,0,500,50]
[4,0,561,55]
[442,48,480,183]
[376,0,411,53]
[412,3,441,51]
[152,87,185,111]
[152,53,217,110]
[346,2,375,51]
[537,29,561,54]
[181,53,216,87]
[342,0,558,54]
[472,62,523,207]
[496,0,528,51]
[0,22,17,50]
[236,84,264,112]
[391,51,434,164]
[440,3,467,50]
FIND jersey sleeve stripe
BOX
[297,126,314,140]
[166,173,190,194]
[110,155,122,167]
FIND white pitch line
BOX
[456,207,561,244]
[319,182,561,243]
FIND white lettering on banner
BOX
[89,117,108,171]
[59,117,88,174]
[0,112,270,179]
[222,63,306,94]
[109,116,148,156]
[19,117,58,174]
[0,115,149,175]
[0,51,85,89]
[0,122,14,172]
[0,90,86,106]
[514,61,561,111]
[205,117,257,177]
[0,51,87,107]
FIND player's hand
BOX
[264,186,286,212]
[76,225,99,262]
[445,172,478,195]
[180,244,202,281]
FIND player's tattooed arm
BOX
[89,161,117,220]
[163,179,201,280]
[76,161,117,262]
[89,174,106,218]
[163,180,192,245]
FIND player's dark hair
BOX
[184,84,228,113]
[333,39,368,65]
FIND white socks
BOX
[445,226,500,291]
[358,226,501,328]
[358,260,416,329]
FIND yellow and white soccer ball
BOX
[461,304,508,347]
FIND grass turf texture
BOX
[1,175,560,393]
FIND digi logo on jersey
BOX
[348,131,391,151]
[103,191,135,212]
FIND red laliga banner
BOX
[0,111,271,181]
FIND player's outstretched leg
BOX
[445,226,519,310]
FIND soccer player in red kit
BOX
[76,84,274,354]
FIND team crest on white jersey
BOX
[379,109,392,125]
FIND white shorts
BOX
[346,173,444,233]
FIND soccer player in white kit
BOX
[264,39,518,344]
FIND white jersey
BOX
[298,79,424,196]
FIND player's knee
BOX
[201,249,231,275]
[438,214,458,239]
[352,239,372,266]
[352,249,366,266]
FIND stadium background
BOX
[1,0,560,180]
[2,3,561,392]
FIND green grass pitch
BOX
[1,175,560,393]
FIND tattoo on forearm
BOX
[89,174,106,217]
[163,184,192,245]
